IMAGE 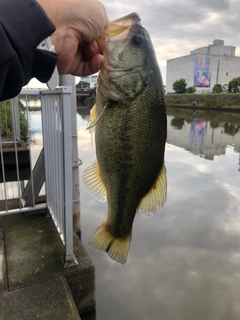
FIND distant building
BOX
[166,39,240,93]
[78,74,98,88]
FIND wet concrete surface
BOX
[0,213,95,319]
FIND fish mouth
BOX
[98,12,141,51]
[105,12,140,39]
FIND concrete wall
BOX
[166,55,194,93]
[191,45,235,57]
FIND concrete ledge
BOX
[0,213,95,317]
[0,277,81,320]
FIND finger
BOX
[74,54,104,77]
[84,41,102,59]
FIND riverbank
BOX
[166,107,240,125]
[165,93,240,110]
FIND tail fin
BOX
[88,222,132,264]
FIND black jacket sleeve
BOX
[0,0,58,101]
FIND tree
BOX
[212,84,223,93]
[186,86,196,93]
[171,117,185,130]
[0,100,28,142]
[84,95,96,107]
[76,80,90,88]
[228,77,240,93]
[172,78,187,94]
[210,121,219,129]
[224,123,240,136]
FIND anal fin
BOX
[137,163,167,218]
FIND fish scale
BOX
[83,12,167,264]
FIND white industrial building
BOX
[166,39,240,93]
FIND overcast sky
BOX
[102,0,240,63]
[101,0,240,82]
[27,0,240,87]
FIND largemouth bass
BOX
[83,12,167,264]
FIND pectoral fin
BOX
[82,161,107,202]
[137,163,167,218]
[86,103,107,130]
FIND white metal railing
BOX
[0,84,79,267]
[0,94,46,214]
[41,87,77,266]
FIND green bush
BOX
[0,100,28,141]
[173,78,187,94]
[186,86,196,94]
[228,77,240,93]
[210,121,219,129]
[84,95,96,107]
[76,81,90,88]
[171,117,185,130]
[224,123,240,136]
[212,84,223,93]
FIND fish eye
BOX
[132,34,143,46]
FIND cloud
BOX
[101,0,240,69]
[78,108,240,319]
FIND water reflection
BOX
[167,111,240,167]
[29,108,240,320]
[77,108,240,320]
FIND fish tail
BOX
[89,222,132,264]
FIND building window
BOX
[226,72,228,76]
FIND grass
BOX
[165,93,240,109]
[166,108,240,125]
[0,100,28,142]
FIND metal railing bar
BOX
[40,86,77,265]
[59,98,64,235]
[3,101,9,141]
[41,96,50,209]
[0,203,47,216]
[62,90,73,258]
[25,95,36,207]
[11,99,22,209]
[0,133,8,211]
[55,96,62,234]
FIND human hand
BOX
[37,0,108,76]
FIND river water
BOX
[30,108,240,320]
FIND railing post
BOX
[59,76,81,234]
[11,97,21,141]
[41,86,78,267]
[61,86,77,266]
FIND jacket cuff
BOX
[0,0,56,54]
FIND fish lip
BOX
[97,13,141,53]
[110,12,141,25]
[104,12,141,39]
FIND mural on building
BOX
[189,121,207,153]
[194,54,211,87]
